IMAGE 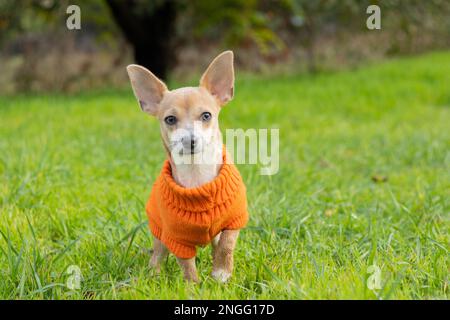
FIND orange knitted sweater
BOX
[145,149,248,259]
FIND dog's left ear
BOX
[126,64,168,116]
[200,51,235,106]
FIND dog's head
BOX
[127,51,234,158]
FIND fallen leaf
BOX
[371,175,388,183]
[325,208,337,217]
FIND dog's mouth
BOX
[179,148,201,156]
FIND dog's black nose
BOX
[182,136,197,151]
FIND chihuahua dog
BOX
[126,51,248,282]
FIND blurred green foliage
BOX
[0,0,119,46]
[0,0,449,93]
[2,0,449,53]
[185,0,284,54]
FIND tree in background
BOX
[105,0,177,80]
[105,0,286,79]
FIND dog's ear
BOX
[126,64,168,116]
[200,51,235,106]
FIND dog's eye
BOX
[164,115,177,125]
[201,112,212,122]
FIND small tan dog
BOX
[126,51,248,282]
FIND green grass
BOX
[0,51,449,300]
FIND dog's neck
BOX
[169,135,223,188]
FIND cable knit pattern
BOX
[146,147,249,259]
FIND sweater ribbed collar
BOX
[159,146,243,212]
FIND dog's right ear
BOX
[200,51,234,106]
[126,64,168,116]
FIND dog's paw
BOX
[185,274,200,284]
[148,259,161,275]
[211,269,231,283]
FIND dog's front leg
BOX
[149,237,168,273]
[176,257,199,283]
[211,232,221,258]
[211,229,240,283]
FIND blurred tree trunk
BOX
[106,0,176,80]
[304,18,317,73]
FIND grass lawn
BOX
[0,52,449,299]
